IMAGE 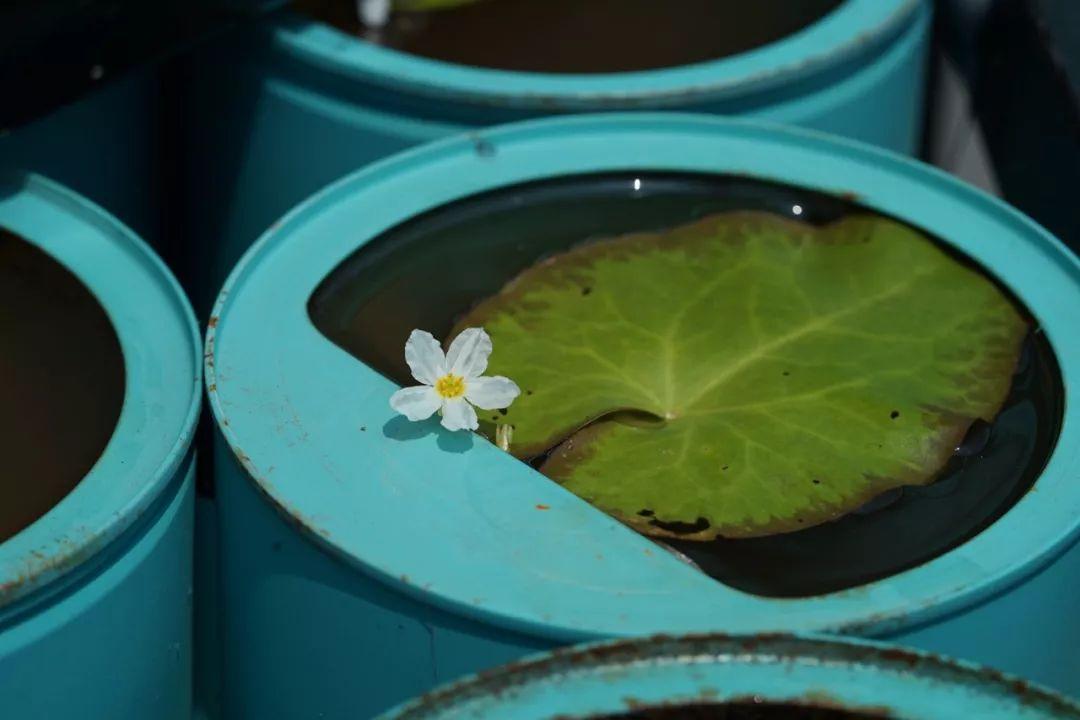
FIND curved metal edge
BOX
[205,112,1080,643]
[380,633,1080,720]
[0,172,203,611]
[269,0,925,110]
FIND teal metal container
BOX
[380,634,1080,720]
[185,0,929,314]
[0,174,201,719]
[206,114,1080,719]
[0,71,161,245]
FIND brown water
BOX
[0,227,125,543]
[590,702,881,720]
[308,172,1062,598]
[294,0,844,73]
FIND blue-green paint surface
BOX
[0,71,161,245]
[380,634,1080,720]
[206,115,1080,719]
[185,0,929,315]
[0,175,201,719]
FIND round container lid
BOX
[379,634,1080,719]
[0,173,201,611]
[274,0,923,109]
[207,114,1080,641]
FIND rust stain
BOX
[536,504,551,511]
[549,691,892,719]
[207,316,219,329]
[798,691,892,717]
[0,525,100,604]
[385,633,1080,719]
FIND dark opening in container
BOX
[590,702,881,719]
[308,172,1063,598]
[293,0,845,74]
[0,227,125,542]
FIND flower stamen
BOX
[434,373,466,399]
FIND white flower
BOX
[389,328,521,432]
[358,0,390,28]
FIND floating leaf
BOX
[456,212,1027,540]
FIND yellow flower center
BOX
[434,373,466,399]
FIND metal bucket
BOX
[0,174,201,719]
[206,114,1080,719]
[184,0,930,315]
[380,634,1080,720]
[0,70,161,245]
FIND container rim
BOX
[207,113,1080,641]
[379,633,1080,719]
[0,173,202,612]
[273,0,922,109]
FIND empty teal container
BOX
[380,634,1080,720]
[0,174,201,719]
[206,113,1080,719]
[185,0,930,314]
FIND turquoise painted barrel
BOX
[0,174,201,719]
[380,634,1080,720]
[0,71,161,245]
[206,114,1080,719]
[185,0,930,314]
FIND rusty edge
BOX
[385,634,1080,720]
[1,263,202,611]
[205,310,335,546]
[279,0,923,113]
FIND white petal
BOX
[445,327,492,379]
[440,397,478,432]
[465,376,521,410]
[389,386,442,421]
[404,329,446,385]
[358,0,390,27]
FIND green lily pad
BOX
[456,212,1027,540]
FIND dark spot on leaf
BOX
[526,389,534,395]
[890,410,900,419]
[782,371,791,376]
[498,408,509,416]
[721,465,729,471]
[581,286,592,296]
[812,478,821,485]
[637,508,654,517]
[649,516,710,535]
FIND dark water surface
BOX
[309,173,1061,598]
[0,228,125,543]
[295,0,844,73]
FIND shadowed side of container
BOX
[181,1,930,317]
